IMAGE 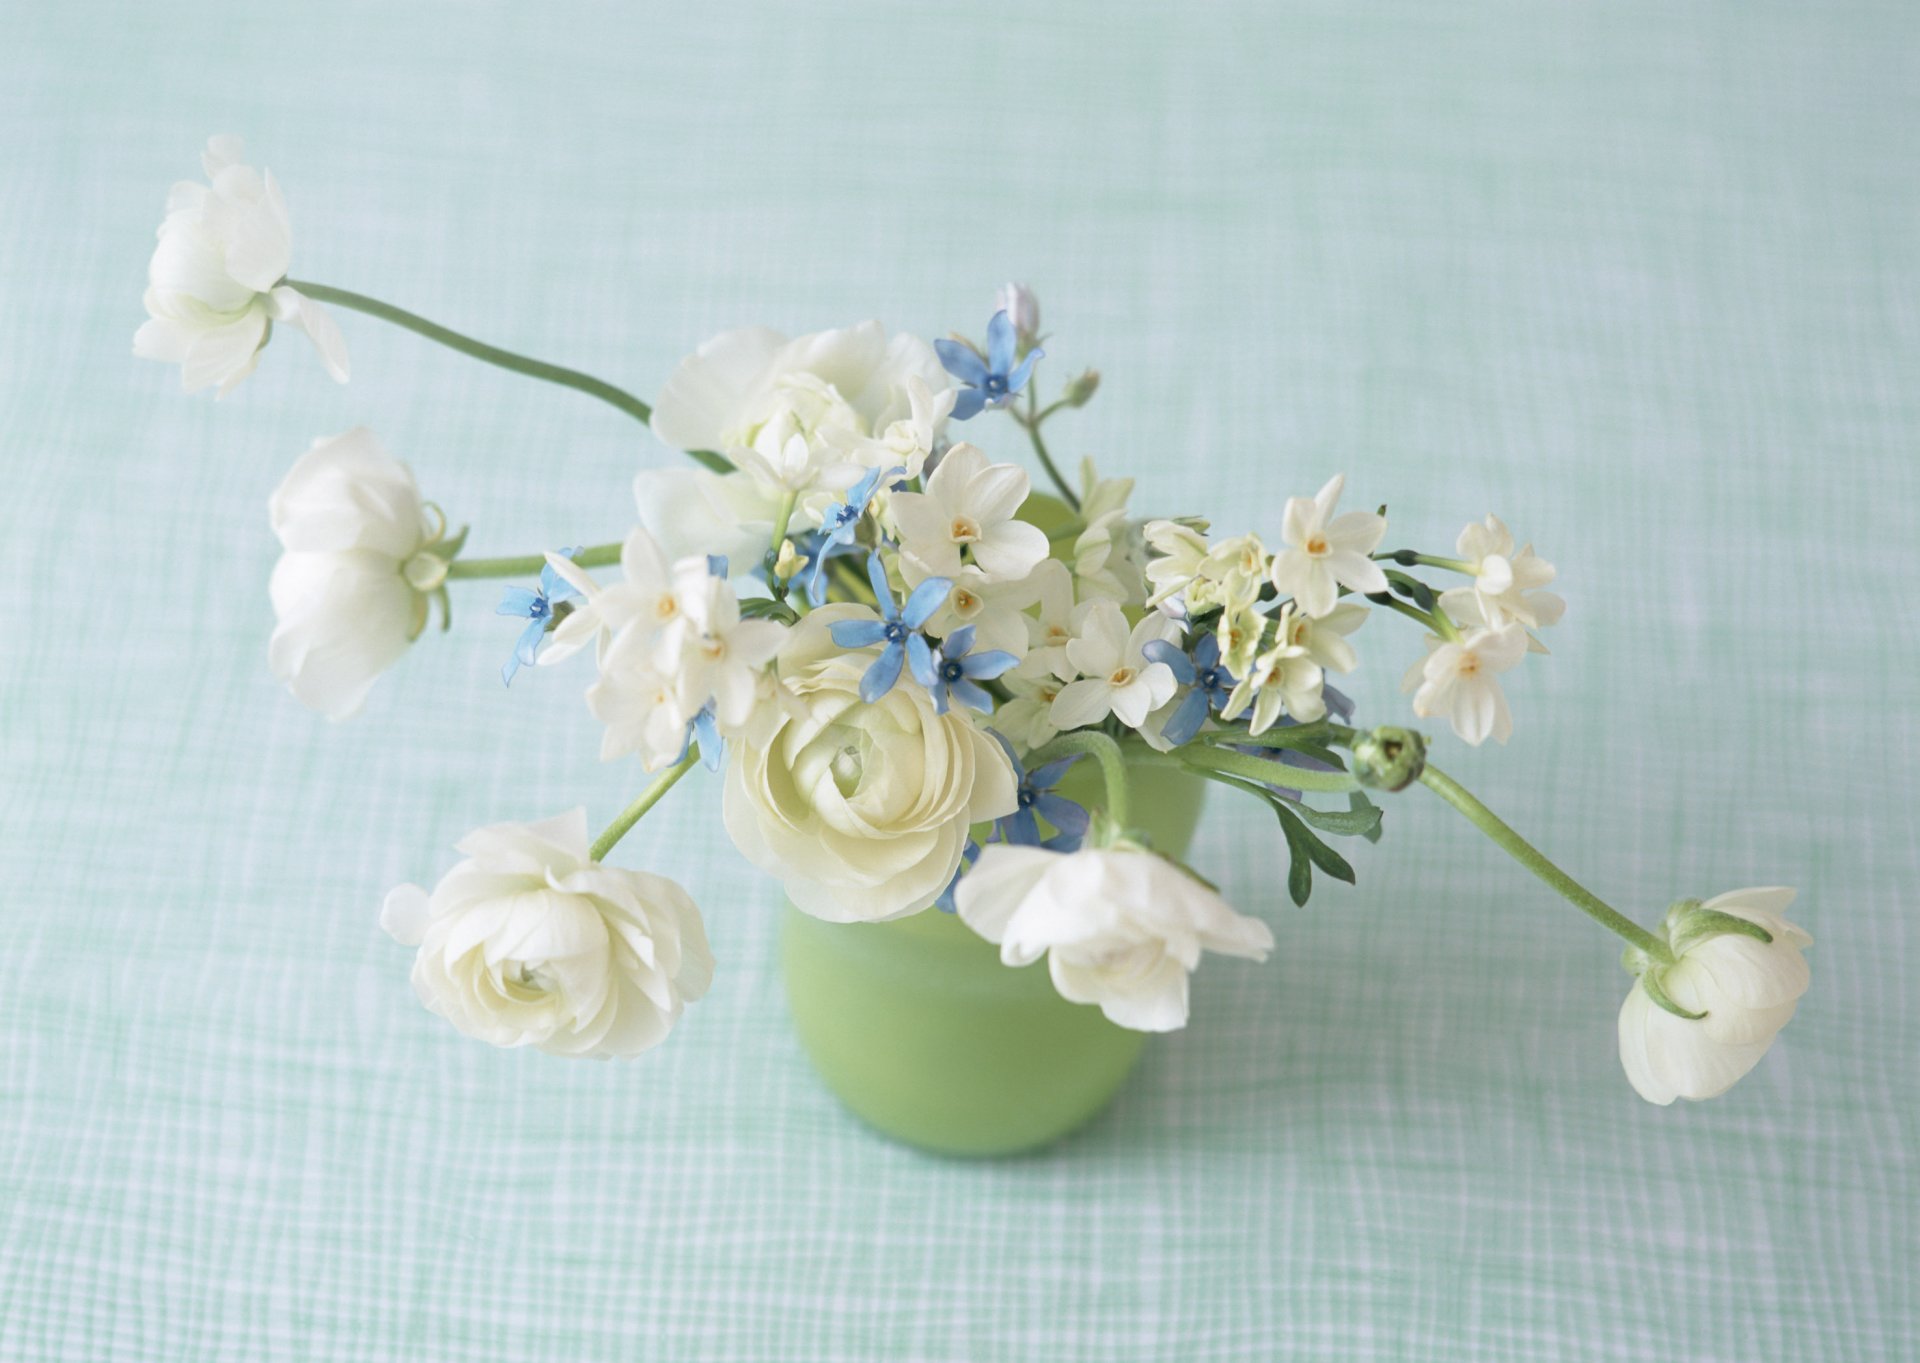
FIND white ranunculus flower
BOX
[1618,888,1811,1105]
[956,844,1275,1031]
[267,428,444,719]
[723,605,1018,922]
[134,136,348,396]
[381,810,713,1059]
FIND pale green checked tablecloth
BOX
[1,2,1914,1359]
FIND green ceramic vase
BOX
[780,759,1208,1157]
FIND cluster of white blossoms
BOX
[156,145,1800,1103]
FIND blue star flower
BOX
[675,703,725,772]
[827,551,952,703]
[935,310,1044,420]
[909,624,1019,715]
[806,465,900,599]
[995,749,1091,852]
[1143,633,1237,746]
[496,547,581,687]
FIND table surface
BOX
[3,3,1915,1359]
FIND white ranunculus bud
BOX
[267,428,445,719]
[956,843,1274,1032]
[134,136,348,395]
[381,810,714,1059]
[994,282,1041,348]
[722,605,1018,922]
[1618,888,1811,1105]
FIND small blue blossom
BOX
[933,838,982,913]
[827,551,952,703]
[806,465,900,599]
[496,547,580,687]
[995,749,1091,852]
[909,624,1018,715]
[1143,633,1236,746]
[675,703,725,772]
[935,310,1044,420]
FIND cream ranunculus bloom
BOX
[267,428,446,719]
[1618,888,1812,1105]
[723,604,1018,922]
[955,843,1275,1031]
[134,136,348,396]
[381,810,714,1059]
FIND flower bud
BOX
[1350,725,1426,792]
[1062,368,1101,408]
[994,282,1040,348]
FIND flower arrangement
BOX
[140,138,1812,1107]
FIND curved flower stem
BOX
[444,542,622,580]
[590,751,700,863]
[1025,730,1131,828]
[1020,385,1080,511]
[1418,762,1672,962]
[1374,550,1475,575]
[1371,592,1461,642]
[1170,744,1363,795]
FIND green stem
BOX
[1021,385,1080,510]
[1375,551,1475,575]
[1025,730,1131,827]
[1372,592,1461,642]
[444,542,622,580]
[286,281,728,469]
[589,751,700,862]
[1170,744,1363,795]
[1418,763,1672,962]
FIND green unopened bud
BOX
[1351,726,1426,792]
[1063,368,1101,408]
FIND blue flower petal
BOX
[985,310,1016,376]
[513,616,547,666]
[1161,686,1213,747]
[907,632,939,689]
[1028,756,1079,790]
[830,618,891,649]
[901,576,952,629]
[949,678,994,713]
[934,337,989,388]
[496,586,543,618]
[1192,632,1221,670]
[1008,806,1042,846]
[693,708,724,770]
[959,648,1019,680]
[943,624,977,658]
[948,387,988,421]
[864,551,896,613]
[860,642,906,702]
[1006,347,1044,396]
[1034,792,1090,838]
[1142,638,1195,684]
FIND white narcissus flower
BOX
[1023,559,1079,678]
[1402,622,1528,745]
[541,527,685,665]
[1050,600,1181,730]
[1276,600,1369,675]
[667,560,787,727]
[1439,514,1565,636]
[1220,607,1326,735]
[1268,474,1388,618]
[135,136,348,396]
[586,631,694,769]
[1618,889,1812,1105]
[924,566,1040,661]
[956,844,1274,1031]
[723,605,1018,922]
[889,443,1049,583]
[1143,519,1210,609]
[381,810,713,1059]
[267,428,444,720]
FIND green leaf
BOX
[1278,796,1381,839]
[686,447,735,474]
[1276,806,1315,907]
[738,597,799,623]
[1351,791,1385,844]
[1277,805,1356,885]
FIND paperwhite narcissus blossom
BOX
[956,844,1275,1031]
[135,136,348,396]
[1402,621,1528,745]
[924,566,1041,660]
[1439,514,1566,636]
[992,662,1069,752]
[1220,609,1326,735]
[1618,889,1812,1105]
[1051,600,1181,730]
[267,428,445,720]
[541,528,684,665]
[381,809,713,1059]
[723,605,1018,921]
[1070,459,1148,606]
[1276,600,1369,675]
[890,443,1049,583]
[667,561,787,727]
[1143,519,1210,609]
[1269,474,1388,618]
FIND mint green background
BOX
[2,2,1914,1359]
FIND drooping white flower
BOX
[1268,474,1388,618]
[722,605,1018,922]
[1220,609,1326,735]
[134,136,348,396]
[586,630,698,769]
[890,443,1049,582]
[994,282,1041,348]
[267,428,444,719]
[1618,889,1812,1105]
[956,843,1274,1031]
[1070,460,1148,606]
[1439,514,1566,635]
[1050,600,1180,730]
[1401,622,1528,745]
[381,809,713,1059]
[1143,519,1210,609]
[1215,597,1268,679]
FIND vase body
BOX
[780,761,1207,1157]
